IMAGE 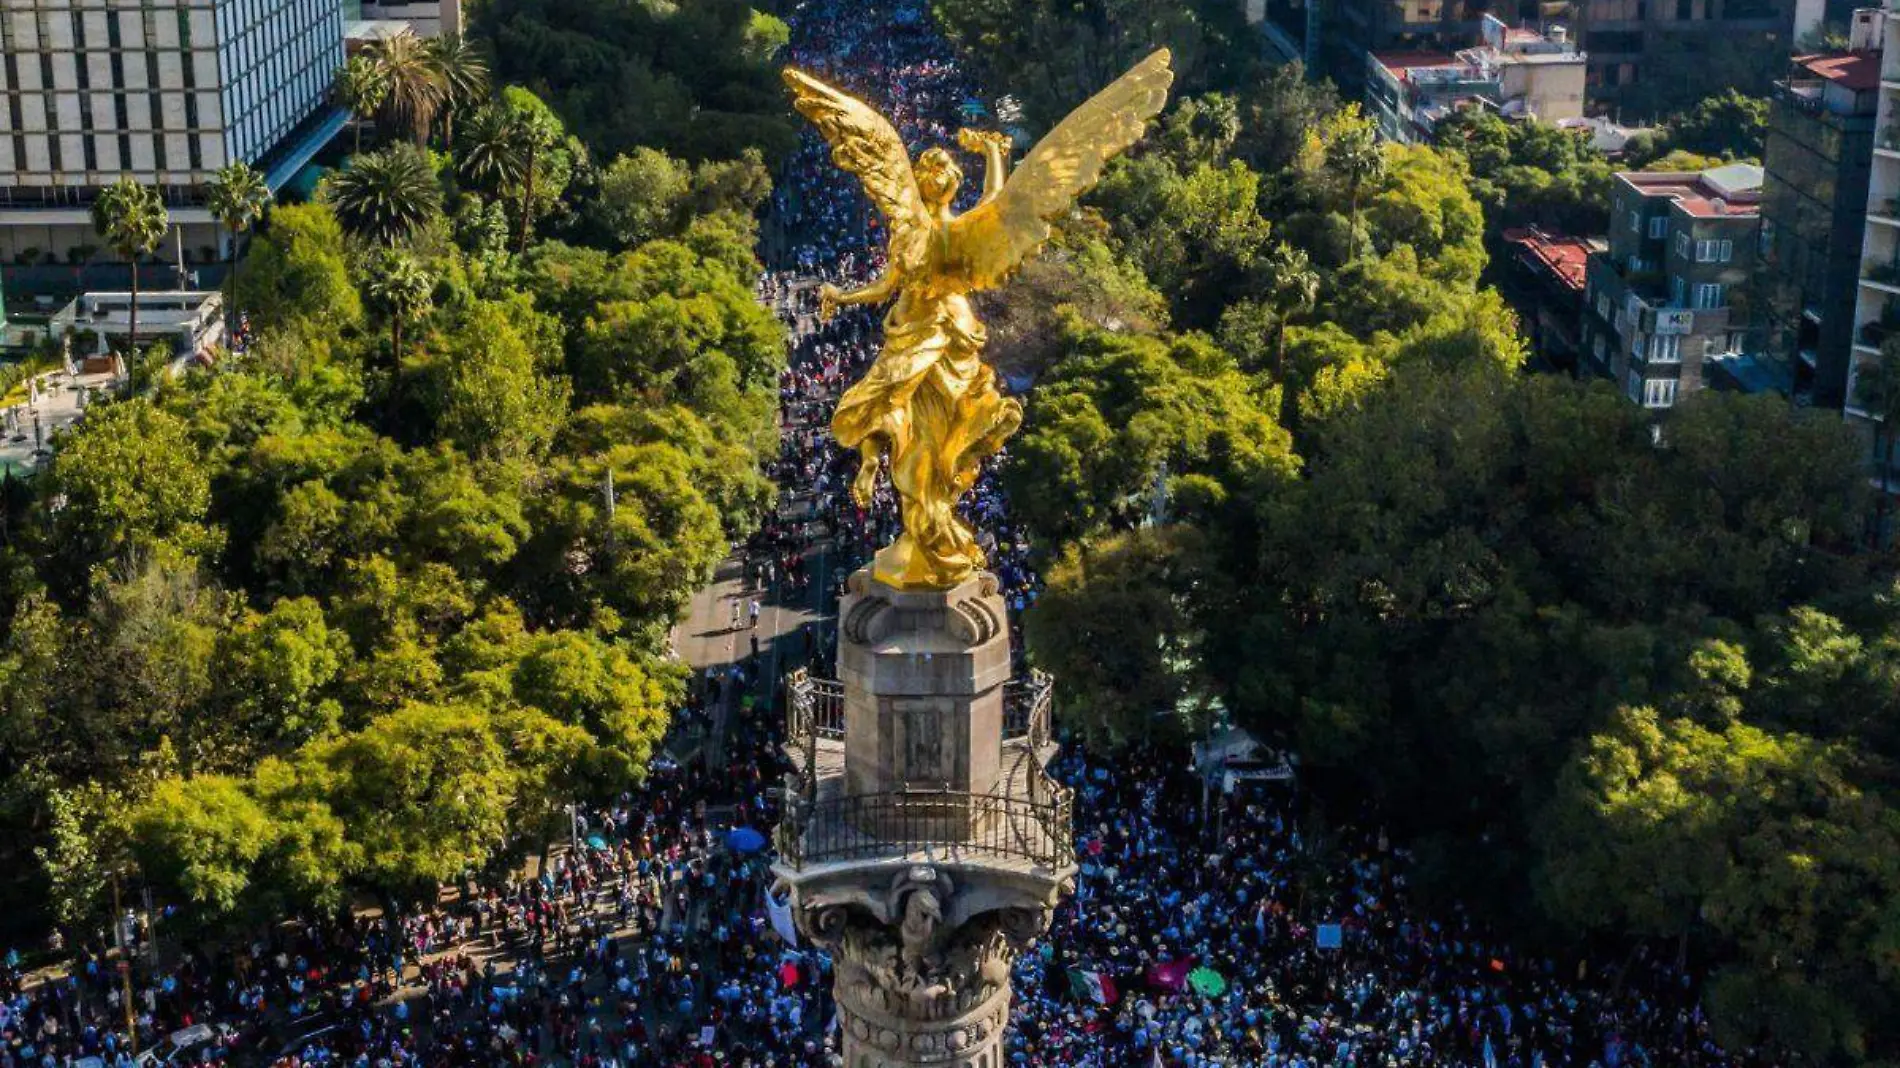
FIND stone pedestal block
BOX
[838,571,1011,814]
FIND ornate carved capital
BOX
[804,864,1057,1064]
[944,592,1002,645]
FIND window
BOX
[1694,239,1733,263]
[1648,215,1668,239]
[1644,378,1678,408]
[1631,331,1646,357]
[1650,334,1681,363]
[1675,232,1691,258]
[1627,368,1643,402]
[1594,334,1607,362]
[1693,283,1725,308]
[1629,209,1641,233]
[1671,276,1687,306]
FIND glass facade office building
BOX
[0,0,343,208]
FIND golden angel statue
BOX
[783,49,1174,590]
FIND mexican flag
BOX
[1068,968,1119,1006]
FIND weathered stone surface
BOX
[775,569,1074,1068]
[839,571,1010,802]
[799,866,1052,1068]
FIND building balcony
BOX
[1864,259,1900,297]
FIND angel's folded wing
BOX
[947,49,1174,291]
[783,68,930,268]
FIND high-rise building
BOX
[1571,0,1797,117]
[1757,35,1881,407]
[1579,164,1764,409]
[353,0,461,39]
[1847,0,1900,503]
[1309,0,1488,96]
[0,0,345,265]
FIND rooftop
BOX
[1372,51,1466,74]
[1503,227,1595,292]
[1792,51,1882,91]
[1618,163,1763,217]
[1555,115,1653,155]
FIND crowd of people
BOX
[0,2,1798,1067]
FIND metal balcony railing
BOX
[775,787,1073,870]
[782,669,1054,753]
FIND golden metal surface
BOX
[784,49,1174,590]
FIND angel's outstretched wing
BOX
[947,49,1174,290]
[783,68,931,270]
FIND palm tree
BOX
[457,102,526,195]
[335,54,389,153]
[368,30,445,145]
[1325,124,1385,261]
[454,100,555,254]
[363,249,433,426]
[204,161,271,334]
[511,107,561,255]
[90,177,169,360]
[425,34,488,147]
[1262,242,1319,381]
[322,145,443,246]
[1861,339,1900,545]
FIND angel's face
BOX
[915,148,963,210]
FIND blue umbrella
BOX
[727,827,768,853]
[585,834,609,850]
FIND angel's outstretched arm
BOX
[835,272,898,305]
[958,129,1011,204]
[819,272,898,320]
[980,139,1008,203]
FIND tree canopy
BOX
[0,72,783,937]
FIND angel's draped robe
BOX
[830,249,1021,590]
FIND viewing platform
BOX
[776,669,1071,875]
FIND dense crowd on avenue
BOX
[0,3,1803,1068]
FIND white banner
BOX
[767,885,799,947]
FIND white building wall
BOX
[1848,5,1900,421]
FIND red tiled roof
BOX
[1503,227,1592,292]
[1792,51,1882,91]
[1372,51,1463,72]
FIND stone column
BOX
[774,569,1073,1068]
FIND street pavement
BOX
[669,304,839,770]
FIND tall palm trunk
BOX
[516,141,539,256]
[1880,424,1895,548]
[1349,179,1362,261]
[388,318,404,430]
[223,225,238,343]
[127,251,140,365]
[1274,315,1288,382]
